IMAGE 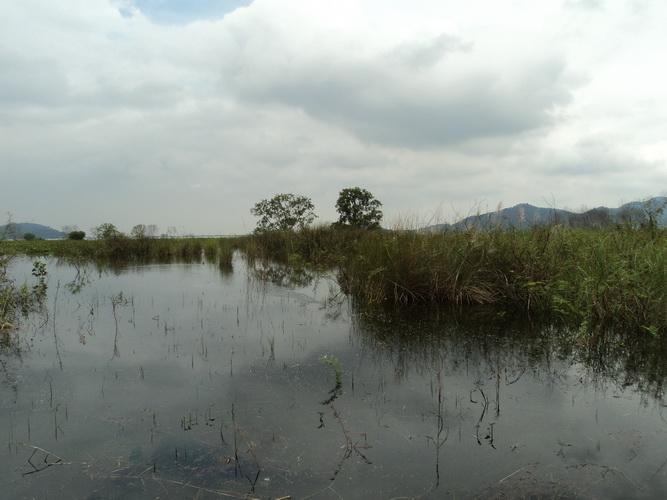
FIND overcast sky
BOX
[2,0,666,235]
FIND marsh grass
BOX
[239,225,667,335]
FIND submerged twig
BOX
[19,442,66,475]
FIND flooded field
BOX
[2,255,667,499]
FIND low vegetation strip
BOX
[0,236,245,265]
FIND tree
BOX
[92,223,122,239]
[334,187,383,229]
[250,193,317,233]
[23,233,36,241]
[131,224,158,239]
[68,231,86,240]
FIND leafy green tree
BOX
[23,233,36,241]
[93,223,122,240]
[334,187,383,229]
[68,231,86,240]
[251,193,317,233]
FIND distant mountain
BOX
[424,197,667,232]
[0,223,67,240]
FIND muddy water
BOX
[1,255,667,499]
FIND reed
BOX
[239,224,667,335]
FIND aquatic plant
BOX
[320,354,343,404]
[0,258,48,327]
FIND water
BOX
[1,255,667,499]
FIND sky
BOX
[2,0,666,236]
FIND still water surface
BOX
[2,255,667,499]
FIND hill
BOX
[0,223,67,240]
[424,197,667,232]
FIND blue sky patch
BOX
[131,0,253,24]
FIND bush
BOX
[69,231,86,240]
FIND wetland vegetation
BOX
[3,219,666,336]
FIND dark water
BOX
[2,255,667,499]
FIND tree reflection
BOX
[250,261,316,288]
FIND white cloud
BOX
[1,0,666,234]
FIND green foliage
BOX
[23,233,36,241]
[68,231,86,240]
[320,354,343,403]
[250,193,317,233]
[31,260,48,296]
[334,187,383,229]
[320,354,343,385]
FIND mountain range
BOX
[424,196,667,232]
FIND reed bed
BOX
[240,225,667,335]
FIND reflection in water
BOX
[58,257,93,294]
[353,304,667,403]
[250,260,317,288]
[1,256,666,498]
[349,305,667,497]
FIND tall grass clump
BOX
[565,228,667,334]
[341,225,667,334]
